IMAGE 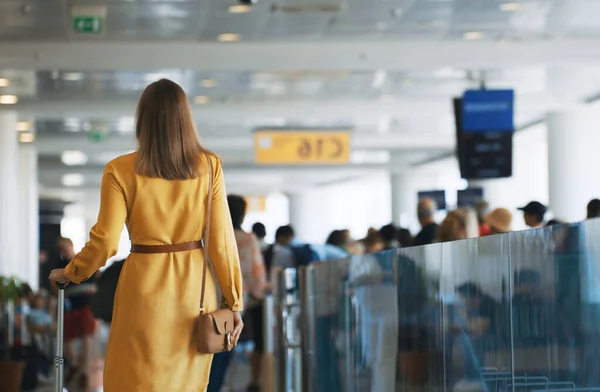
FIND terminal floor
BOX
[35,357,252,392]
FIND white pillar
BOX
[390,173,417,229]
[288,192,317,243]
[18,144,39,290]
[0,112,20,279]
[547,107,600,222]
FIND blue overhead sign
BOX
[462,89,514,132]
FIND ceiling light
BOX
[218,33,241,42]
[201,79,217,88]
[143,73,172,83]
[16,121,31,131]
[372,70,387,89]
[463,31,484,40]
[0,78,9,87]
[117,117,135,133]
[62,72,83,82]
[61,150,88,166]
[0,95,18,104]
[194,95,209,104]
[500,2,521,11]
[19,132,35,143]
[228,4,252,13]
[62,173,85,187]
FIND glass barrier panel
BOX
[509,223,575,390]
[396,243,443,391]
[308,257,350,392]
[580,218,600,388]
[441,234,510,392]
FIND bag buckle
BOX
[224,331,232,350]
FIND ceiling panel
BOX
[0,0,67,40]
[1,0,597,42]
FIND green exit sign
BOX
[73,16,104,34]
[88,129,108,143]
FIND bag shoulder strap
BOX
[199,155,214,314]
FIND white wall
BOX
[242,192,289,243]
[289,173,392,243]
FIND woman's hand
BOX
[48,268,69,288]
[232,311,244,346]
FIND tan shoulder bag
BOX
[195,157,236,354]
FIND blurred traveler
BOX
[474,201,491,237]
[587,198,600,219]
[326,229,350,252]
[437,210,468,242]
[38,250,54,294]
[397,228,413,247]
[223,195,267,392]
[379,223,399,249]
[49,79,244,392]
[252,222,268,251]
[414,198,439,246]
[264,225,295,274]
[518,201,547,228]
[484,208,513,234]
[364,231,385,253]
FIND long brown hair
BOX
[135,79,217,180]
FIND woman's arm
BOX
[207,158,244,312]
[64,162,127,284]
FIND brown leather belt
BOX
[130,240,204,254]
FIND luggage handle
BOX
[54,282,67,392]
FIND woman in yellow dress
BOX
[49,79,244,391]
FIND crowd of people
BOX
[7,194,600,391]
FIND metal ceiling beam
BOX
[2,40,600,71]
[10,98,453,120]
[34,133,454,154]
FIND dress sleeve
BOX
[64,162,127,284]
[208,158,244,312]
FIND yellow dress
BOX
[64,152,243,392]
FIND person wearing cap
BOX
[518,201,547,228]
[484,208,513,234]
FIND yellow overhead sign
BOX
[254,130,350,165]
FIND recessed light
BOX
[0,78,9,87]
[463,31,484,40]
[201,79,217,88]
[19,132,35,143]
[62,72,83,82]
[62,173,85,187]
[500,2,521,11]
[218,33,241,42]
[228,4,252,13]
[194,96,210,105]
[0,95,18,104]
[62,150,88,166]
[16,121,31,131]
